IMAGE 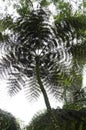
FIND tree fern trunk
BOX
[36,61,59,130]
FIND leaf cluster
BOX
[0,109,20,130]
[25,108,86,130]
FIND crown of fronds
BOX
[0,8,74,101]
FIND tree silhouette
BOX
[25,108,86,130]
[0,7,72,130]
[0,109,20,130]
[0,0,86,129]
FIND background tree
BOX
[25,108,86,130]
[50,0,86,109]
[0,109,20,130]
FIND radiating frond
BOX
[0,8,79,102]
[7,72,25,96]
[24,76,41,102]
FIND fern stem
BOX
[36,59,60,130]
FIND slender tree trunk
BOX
[36,61,59,130]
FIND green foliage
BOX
[25,108,86,130]
[55,1,72,20]
[15,0,33,16]
[0,16,13,30]
[0,109,20,130]
[40,0,51,7]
